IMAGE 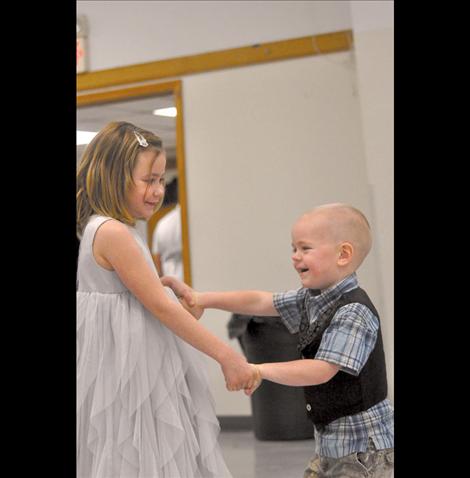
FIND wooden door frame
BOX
[77,80,192,286]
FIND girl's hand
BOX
[221,354,256,392]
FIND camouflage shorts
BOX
[303,440,394,478]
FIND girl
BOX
[76,121,256,477]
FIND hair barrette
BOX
[134,131,149,147]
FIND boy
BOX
[163,203,394,478]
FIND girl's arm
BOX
[94,220,256,391]
[161,276,279,317]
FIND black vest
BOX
[299,287,387,430]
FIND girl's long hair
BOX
[76,121,163,237]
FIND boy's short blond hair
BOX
[308,203,372,268]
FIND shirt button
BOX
[306,404,312,411]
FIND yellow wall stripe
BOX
[77,30,353,92]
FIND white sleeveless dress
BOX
[77,215,232,478]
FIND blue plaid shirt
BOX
[273,273,394,458]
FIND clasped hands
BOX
[161,275,262,395]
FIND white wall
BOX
[77,0,394,414]
[77,0,351,70]
[350,0,394,401]
[183,52,381,414]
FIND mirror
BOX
[77,81,192,285]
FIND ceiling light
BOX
[152,107,177,117]
[77,130,97,145]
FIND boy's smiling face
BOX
[290,213,344,291]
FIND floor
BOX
[219,431,394,478]
[219,430,315,478]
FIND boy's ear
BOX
[338,242,353,266]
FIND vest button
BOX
[306,404,312,411]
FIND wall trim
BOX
[77,30,353,92]
[218,415,253,431]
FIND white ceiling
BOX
[77,93,177,168]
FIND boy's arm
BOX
[245,359,340,396]
[161,276,279,316]
[198,290,278,316]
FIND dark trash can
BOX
[228,314,314,441]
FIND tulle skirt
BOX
[77,290,232,478]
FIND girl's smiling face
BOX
[126,149,167,221]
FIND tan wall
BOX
[76,0,394,415]
[351,0,394,402]
[183,52,385,415]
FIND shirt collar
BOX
[306,273,359,314]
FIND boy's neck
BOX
[319,271,357,294]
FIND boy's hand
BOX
[179,295,204,320]
[244,364,263,396]
[161,275,203,319]
[161,276,197,307]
